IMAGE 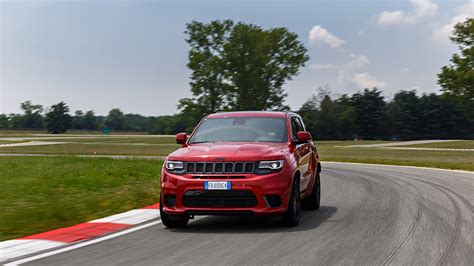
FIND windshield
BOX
[189,117,288,143]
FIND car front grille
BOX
[191,176,246,179]
[185,162,255,174]
[182,190,258,208]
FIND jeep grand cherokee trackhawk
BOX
[160,111,321,227]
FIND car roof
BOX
[207,111,292,119]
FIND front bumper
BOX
[160,167,293,216]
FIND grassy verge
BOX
[0,129,151,136]
[396,140,474,149]
[43,136,176,144]
[314,140,394,146]
[0,156,162,241]
[0,140,24,144]
[317,144,474,171]
[0,143,180,156]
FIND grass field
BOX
[0,129,149,135]
[0,140,24,144]
[0,156,162,241]
[0,143,179,156]
[397,140,474,149]
[317,145,473,170]
[42,136,176,144]
[0,137,472,170]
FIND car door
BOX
[290,116,312,191]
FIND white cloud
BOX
[308,25,346,47]
[310,54,368,72]
[310,54,386,89]
[352,73,387,88]
[344,54,369,69]
[432,3,473,45]
[309,63,336,70]
[377,10,406,25]
[412,0,438,18]
[376,0,438,26]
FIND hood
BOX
[168,142,288,161]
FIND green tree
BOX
[123,114,150,131]
[418,94,470,139]
[298,92,355,140]
[148,114,189,135]
[105,108,124,130]
[438,18,474,122]
[7,114,23,128]
[45,102,72,134]
[20,100,44,128]
[388,90,421,140]
[180,20,308,115]
[0,114,8,128]
[224,23,308,110]
[71,110,85,129]
[83,110,98,130]
[350,88,389,139]
[180,20,234,116]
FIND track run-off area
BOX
[5,162,472,265]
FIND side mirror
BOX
[175,132,187,144]
[296,131,312,143]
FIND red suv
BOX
[160,111,321,227]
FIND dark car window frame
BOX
[290,116,305,141]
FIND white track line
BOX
[90,209,159,224]
[4,220,162,266]
[0,240,65,262]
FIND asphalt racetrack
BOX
[20,162,473,265]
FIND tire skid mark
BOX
[339,166,470,265]
[410,178,462,265]
[381,200,424,265]
[322,169,378,228]
[349,169,426,265]
[413,178,473,216]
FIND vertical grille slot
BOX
[234,162,243,173]
[215,163,224,173]
[196,163,204,173]
[205,163,214,173]
[225,163,234,173]
[187,163,195,173]
[245,162,254,173]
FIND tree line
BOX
[1,18,472,139]
[1,86,471,140]
[0,102,186,134]
[299,88,472,140]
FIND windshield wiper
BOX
[189,141,213,144]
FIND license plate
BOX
[204,181,231,190]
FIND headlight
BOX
[258,160,284,170]
[165,161,184,172]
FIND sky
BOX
[0,0,472,116]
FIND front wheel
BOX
[281,178,301,227]
[160,194,189,228]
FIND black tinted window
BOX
[291,117,304,140]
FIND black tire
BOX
[160,194,189,228]
[302,172,320,210]
[281,177,301,227]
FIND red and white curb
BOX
[0,203,160,263]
